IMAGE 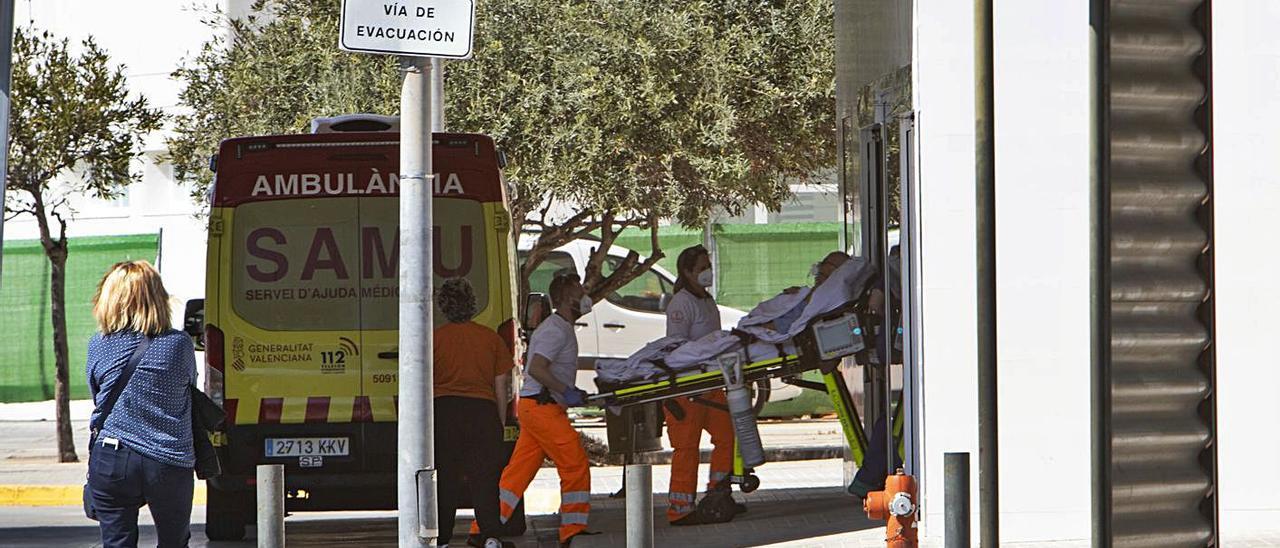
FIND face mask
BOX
[696,270,714,288]
[577,295,594,316]
[809,263,821,279]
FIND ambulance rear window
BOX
[230,196,490,331]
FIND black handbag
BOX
[191,386,226,480]
[84,336,152,521]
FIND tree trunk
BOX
[49,244,77,463]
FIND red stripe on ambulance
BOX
[305,397,330,423]
[259,398,284,424]
[224,399,239,426]
[353,396,373,423]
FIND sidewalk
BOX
[4,455,1280,546]
[0,399,95,423]
[500,487,882,548]
[0,402,846,507]
[559,486,878,548]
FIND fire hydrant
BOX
[863,469,918,547]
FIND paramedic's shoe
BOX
[670,510,708,526]
[466,535,515,548]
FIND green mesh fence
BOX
[0,234,160,403]
[712,223,842,310]
[614,223,842,311]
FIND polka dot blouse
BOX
[86,329,198,469]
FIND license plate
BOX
[264,437,350,458]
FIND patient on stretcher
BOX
[595,252,874,385]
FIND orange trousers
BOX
[471,398,590,542]
[664,390,734,522]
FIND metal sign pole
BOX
[0,0,16,286]
[398,56,436,548]
[338,0,467,540]
[430,58,445,131]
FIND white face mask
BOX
[696,269,714,288]
[577,295,594,316]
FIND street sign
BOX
[340,0,475,59]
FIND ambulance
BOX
[185,116,522,540]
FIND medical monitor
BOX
[811,313,866,361]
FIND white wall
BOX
[989,2,1092,541]
[1213,0,1280,536]
[914,1,1092,542]
[913,0,979,538]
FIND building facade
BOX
[838,0,1280,543]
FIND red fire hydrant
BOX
[863,469,918,548]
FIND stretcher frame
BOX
[588,307,875,491]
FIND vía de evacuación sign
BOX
[340,0,475,58]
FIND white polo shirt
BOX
[520,313,580,403]
[666,288,722,341]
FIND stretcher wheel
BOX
[741,474,761,493]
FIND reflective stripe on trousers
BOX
[561,512,589,526]
[667,491,696,520]
[499,488,521,510]
[709,471,730,486]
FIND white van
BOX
[519,236,818,415]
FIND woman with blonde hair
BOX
[85,260,197,548]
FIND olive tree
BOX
[169,0,834,300]
[3,28,163,462]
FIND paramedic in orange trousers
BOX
[471,273,594,547]
[663,245,746,525]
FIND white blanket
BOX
[594,336,688,385]
[791,256,874,335]
[737,257,873,344]
[593,258,873,385]
[738,287,812,329]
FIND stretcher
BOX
[588,305,876,492]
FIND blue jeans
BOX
[88,438,194,548]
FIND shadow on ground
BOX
[0,486,875,548]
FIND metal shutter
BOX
[1097,0,1216,545]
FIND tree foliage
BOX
[3,28,163,462]
[169,0,834,298]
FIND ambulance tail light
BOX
[498,318,516,352]
[496,318,521,424]
[204,324,226,405]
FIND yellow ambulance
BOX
[186,118,521,540]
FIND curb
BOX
[0,484,207,507]
[0,448,843,507]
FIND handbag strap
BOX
[92,335,152,434]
